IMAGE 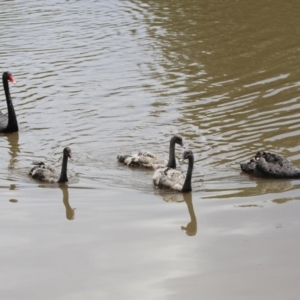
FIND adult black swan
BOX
[0,71,18,133]
[240,151,300,179]
[117,135,184,169]
[153,150,194,192]
[29,147,73,183]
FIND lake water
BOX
[1,0,300,299]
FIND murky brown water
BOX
[1,0,300,299]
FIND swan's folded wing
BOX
[30,162,57,173]
[29,164,40,175]
[240,160,257,173]
[31,168,53,181]
[153,168,185,191]
[256,159,300,179]
[117,151,157,162]
[264,152,293,167]
[126,153,167,169]
[30,165,60,183]
[137,151,158,159]
[117,154,139,167]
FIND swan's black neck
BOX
[167,137,177,168]
[58,153,69,183]
[181,155,194,192]
[2,73,18,132]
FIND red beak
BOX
[8,75,16,84]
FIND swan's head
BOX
[255,151,263,161]
[172,135,184,148]
[63,147,72,160]
[3,71,16,84]
[180,150,194,161]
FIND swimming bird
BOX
[153,150,194,192]
[0,71,18,133]
[117,135,184,169]
[240,151,300,179]
[29,147,72,183]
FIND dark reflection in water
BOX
[9,199,18,203]
[8,184,18,202]
[272,196,300,205]
[6,133,20,170]
[239,178,294,197]
[181,192,197,236]
[158,192,197,236]
[60,185,75,221]
[254,179,294,194]
[9,184,17,190]
[237,204,263,208]
[205,176,295,199]
[30,184,75,220]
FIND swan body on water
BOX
[117,135,184,170]
[29,147,72,183]
[240,151,300,179]
[153,150,194,192]
[0,71,18,133]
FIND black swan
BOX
[117,135,184,169]
[240,151,300,179]
[29,147,72,183]
[153,150,194,192]
[0,71,18,133]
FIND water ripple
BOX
[0,0,300,197]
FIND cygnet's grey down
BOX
[153,150,194,192]
[29,147,72,183]
[117,135,184,170]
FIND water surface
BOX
[0,0,300,299]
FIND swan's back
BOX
[118,151,168,169]
[153,167,185,191]
[256,157,300,178]
[117,135,184,170]
[30,162,60,183]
